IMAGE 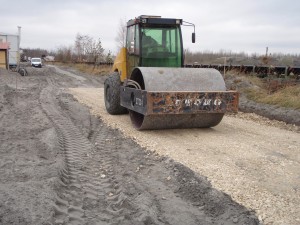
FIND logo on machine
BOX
[175,98,222,107]
[151,92,227,114]
[135,97,143,106]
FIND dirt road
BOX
[70,78,300,224]
[0,66,260,225]
[1,65,299,225]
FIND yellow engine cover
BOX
[112,47,127,82]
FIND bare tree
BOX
[74,33,83,62]
[55,46,73,63]
[85,38,105,67]
[74,34,92,62]
[22,48,48,59]
[74,33,105,66]
[105,50,113,63]
[115,18,127,51]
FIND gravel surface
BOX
[70,86,300,225]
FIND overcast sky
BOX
[1,0,299,55]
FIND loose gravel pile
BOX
[70,87,300,225]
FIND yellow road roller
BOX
[104,15,238,130]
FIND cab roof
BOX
[127,15,182,27]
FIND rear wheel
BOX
[104,72,127,115]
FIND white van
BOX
[31,58,42,68]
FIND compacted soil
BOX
[0,66,261,225]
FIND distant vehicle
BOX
[44,55,55,61]
[31,58,42,68]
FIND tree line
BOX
[22,33,113,64]
[184,49,300,66]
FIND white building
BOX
[0,28,20,69]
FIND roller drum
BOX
[130,111,224,130]
[129,67,227,130]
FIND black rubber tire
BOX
[18,68,27,76]
[104,72,128,115]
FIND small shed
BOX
[0,31,20,69]
[0,42,9,69]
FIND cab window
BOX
[127,25,140,55]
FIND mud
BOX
[0,67,259,225]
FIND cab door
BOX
[126,25,140,79]
[0,50,7,69]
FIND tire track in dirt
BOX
[55,91,183,224]
[89,126,166,224]
[56,88,168,223]
[39,77,163,224]
[39,77,116,224]
[40,78,86,224]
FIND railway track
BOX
[185,64,300,77]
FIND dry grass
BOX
[74,64,112,76]
[244,75,265,88]
[244,79,300,109]
[227,72,300,109]
[46,62,112,76]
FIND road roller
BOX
[104,15,239,130]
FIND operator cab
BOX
[126,15,185,71]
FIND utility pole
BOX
[224,56,226,79]
[265,46,270,76]
[15,26,21,104]
[17,27,21,69]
